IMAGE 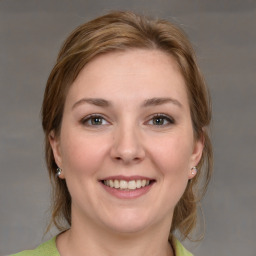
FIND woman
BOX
[12,11,212,256]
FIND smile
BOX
[103,179,151,190]
[100,176,155,199]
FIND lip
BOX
[101,175,152,181]
[99,175,156,199]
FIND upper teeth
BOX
[104,179,150,190]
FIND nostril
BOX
[110,133,146,163]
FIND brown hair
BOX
[42,11,212,239]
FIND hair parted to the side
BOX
[41,11,213,240]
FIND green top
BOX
[10,236,193,256]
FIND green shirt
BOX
[10,236,193,256]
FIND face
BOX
[50,49,203,235]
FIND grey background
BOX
[0,0,255,255]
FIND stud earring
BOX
[191,166,198,176]
[56,167,62,177]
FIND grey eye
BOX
[81,115,109,126]
[148,115,174,126]
[152,117,166,125]
[90,117,103,125]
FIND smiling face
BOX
[50,49,203,235]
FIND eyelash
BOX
[80,113,175,127]
[146,114,175,126]
[80,114,109,126]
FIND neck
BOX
[57,211,174,256]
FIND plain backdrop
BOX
[0,0,255,255]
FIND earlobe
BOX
[49,130,63,172]
[188,166,198,179]
[188,134,204,179]
[56,167,65,179]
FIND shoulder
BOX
[9,237,59,256]
[172,237,194,256]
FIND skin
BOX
[50,49,204,256]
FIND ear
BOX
[49,130,65,179]
[188,134,204,179]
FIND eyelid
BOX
[146,113,175,126]
[80,114,110,126]
[80,113,175,127]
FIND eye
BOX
[147,114,175,126]
[81,114,109,126]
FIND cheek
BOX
[147,131,194,200]
[150,135,193,174]
[60,131,110,177]
[143,136,192,215]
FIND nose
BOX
[110,124,146,165]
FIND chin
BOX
[100,211,156,235]
[107,222,150,235]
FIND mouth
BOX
[101,179,154,190]
[99,176,156,199]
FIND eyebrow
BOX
[72,97,182,110]
[142,97,183,108]
[72,98,111,109]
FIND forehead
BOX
[66,49,189,109]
